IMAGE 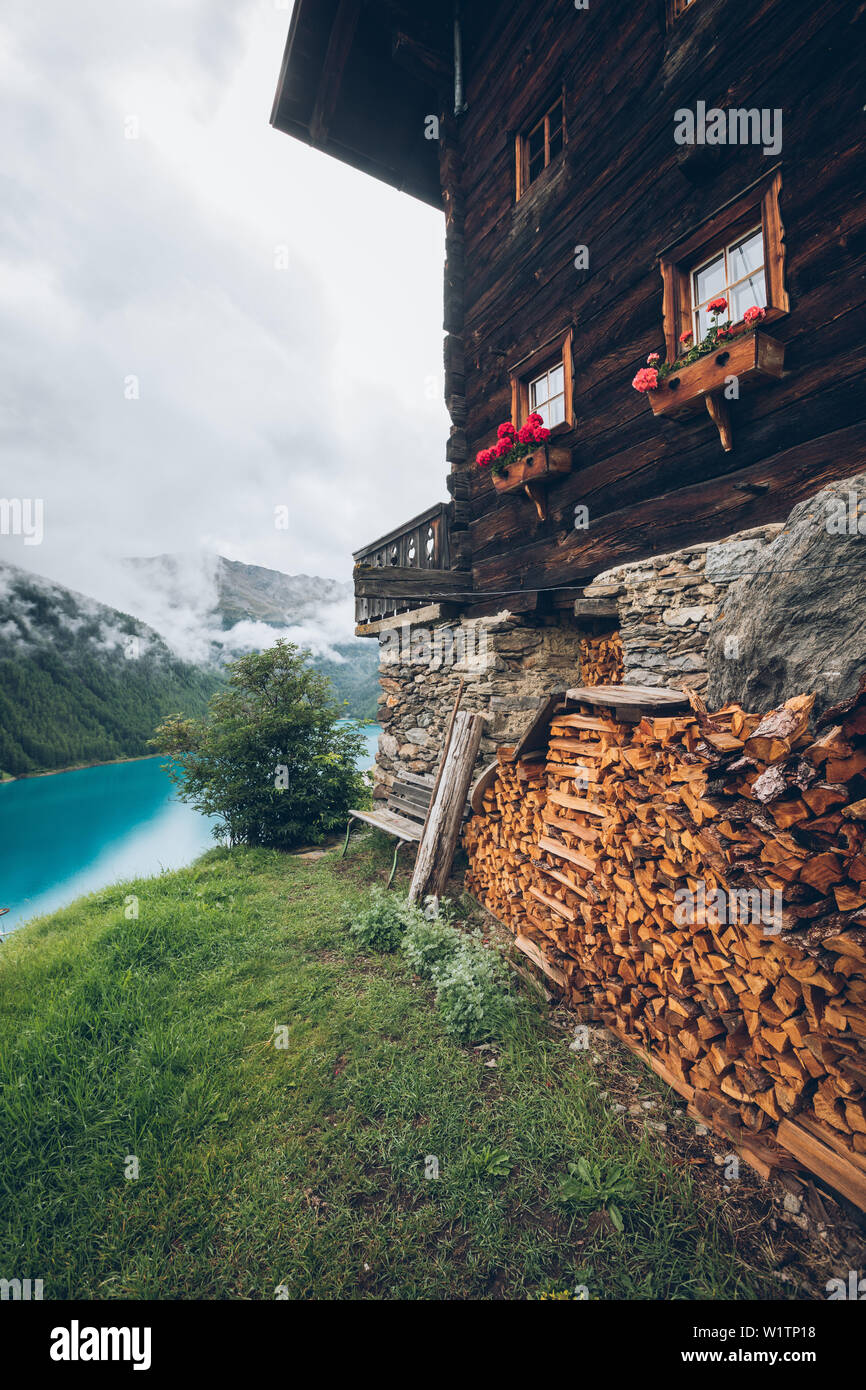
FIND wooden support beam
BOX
[353,565,472,601]
[309,0,363,145]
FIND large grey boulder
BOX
[707,473,866,716]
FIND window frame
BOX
[658,170,788,364]
[515,90,566,201]
[509,327,574,434]
[690,224,766,341]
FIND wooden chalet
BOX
[271,0,866,635]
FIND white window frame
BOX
[690,224,766,340]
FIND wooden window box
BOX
[649,330,785,419]
[491,444,572,520]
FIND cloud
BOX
[0,0,449,622]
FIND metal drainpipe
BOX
[453,1,467,116]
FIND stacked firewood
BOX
[580,630,624,686]
[463,675,866,1179]
[464,747,547,940]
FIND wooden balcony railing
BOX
[353,502,470,628]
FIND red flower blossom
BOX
[632,366,659,393]
[708,296,728,314]
[517,423,536,443]
[497,421,517,439]
[495,437,513,457]
[679,330,693,344]
[533,425,551,442]
[475,448,494,468]
[647,352,660,365]
[526,412,544,427]
[743,305,766,326]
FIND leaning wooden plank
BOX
[777,1119,866,1210]
[409,710,485,902]
[510,689,569,763]
[528,886,575,921]
[537,835,595,873]
[514,934,568,987]
[470,759,500,814]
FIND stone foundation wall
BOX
[581,523,784,692]
[368,521,793,799]
[372,612,585,799]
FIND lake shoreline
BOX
[2,752,162,784]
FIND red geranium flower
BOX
[476,448,494,468]
[632,367,659,393]
[647,352,660,365]
[679,330,693,344]
[743,305,766,326]
[708,296,728,314]
[526,412,544,427]
[497,421,517,439]
[495,437,513,457]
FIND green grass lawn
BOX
[0,836,813,1299]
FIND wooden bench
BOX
[341,771,435,886]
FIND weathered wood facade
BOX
[272,0,866,630]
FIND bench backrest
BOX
[386,771,435,830]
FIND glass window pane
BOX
[548,126,563,161]
[530,374,546,409]
[528,125,545,161]
[729,228,764,281]
[534,401,551,428]
[694,253,726,307]
[548,364,564,397]
[729,270,767,322]
[695,303,715,341]
[548,393,565,428]
[528,152,544,183]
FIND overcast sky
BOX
[0,0,449,608]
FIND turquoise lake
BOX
[0,723,380,936]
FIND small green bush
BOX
[349,889,514,1042]
[348,887,413,952]
[433,939,513,1042]
[401,914,461,978]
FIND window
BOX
[691,225,765,340]
[510,328,574,431]
[515,94,565,200]
[658,170,788,363]
[529,362,566,429]
[667,0,698,21]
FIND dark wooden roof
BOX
[270,0,498,207]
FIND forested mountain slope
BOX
[0,563,222,776]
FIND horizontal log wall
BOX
[454,0,866,601]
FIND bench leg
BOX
[386,840,403,889]
[341,818,355,859]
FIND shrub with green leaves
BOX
[433,939,513,1042]
[349,889,514,1042]
[401,913,461,978]
[348,887,415,952]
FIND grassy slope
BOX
[0,838,797,1300]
